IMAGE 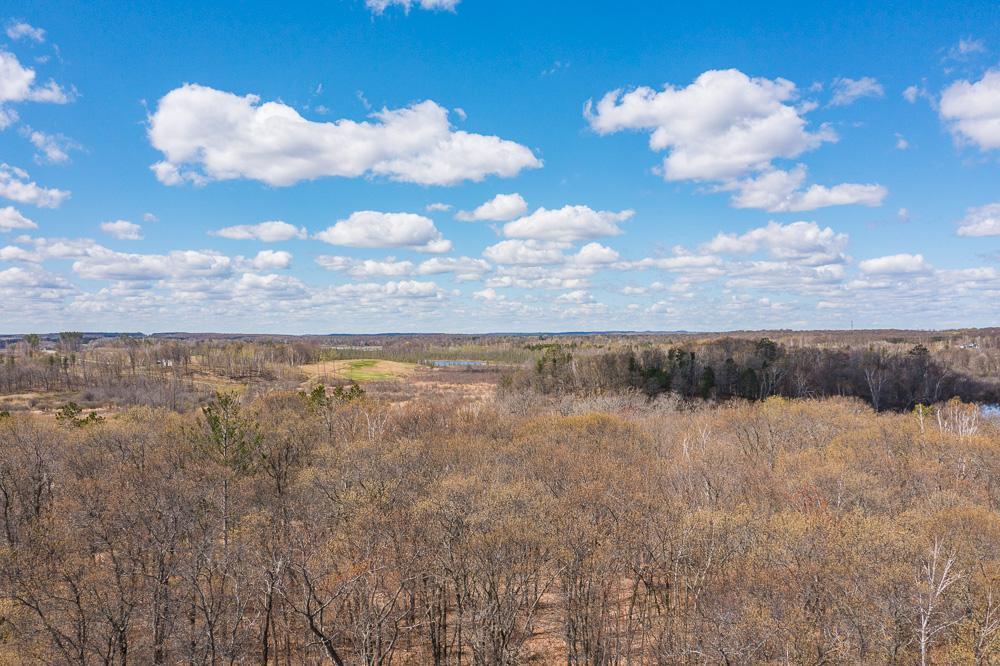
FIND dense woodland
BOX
[0,330,998,663]
[0,390,998,663]
[516,338,1000,411]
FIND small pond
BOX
[428,360,487,367]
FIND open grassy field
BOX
[296,358,502,403]
[298,358,419,382]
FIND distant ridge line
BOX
[3,328,1000,339]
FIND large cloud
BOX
[314,211,452,253]
[940,70,1000,151]
[73,249,235,281]
[585,69,885,211]
[502,205,633,241]
[148,84,541,187]
[586,69,833,181]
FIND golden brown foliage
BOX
[0,391,998,664]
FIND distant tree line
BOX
[511,338,1000,411]
[0,336,321,396]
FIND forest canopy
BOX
[510,338,1000,411]
[1,387,998,663]
[0,331,998,663]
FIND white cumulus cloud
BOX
[316,256,416,278]
[573,242,621,265]
[0,50,70,126]
[502,205,634,241]
[5,21,45,42]
[0,205,36,231]
[416,256,491,279]
[858,253,931,275]
[946,37,986,61]
[233,272,306,299]
[315,211,452,253]
[22,128,80,164]
[210,220,307,242]
[327,279,443,300]
[829,77,884,107]
[940,70,1000,151]
[316,254,490,281]
[148,84,540,187]
[0,163,69,208]
[584,69,884,212]
[248,249,292,270]
[100,220,143,240]
[482,239,568,265]
[73,248,234,281]
[702,220,849,265]
[956,202,1000,237]
[556,289,593,304]
[456,193,528,221]
[729,166,886,212]
[366,0,459,14]
[585,69,834,181]
[481,238,620,269]
[473,287,503,301]
[0,266,71,292]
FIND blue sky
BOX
[1,0,998,333]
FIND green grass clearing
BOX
[342,359,409,381]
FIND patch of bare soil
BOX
[522,591,568,663]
